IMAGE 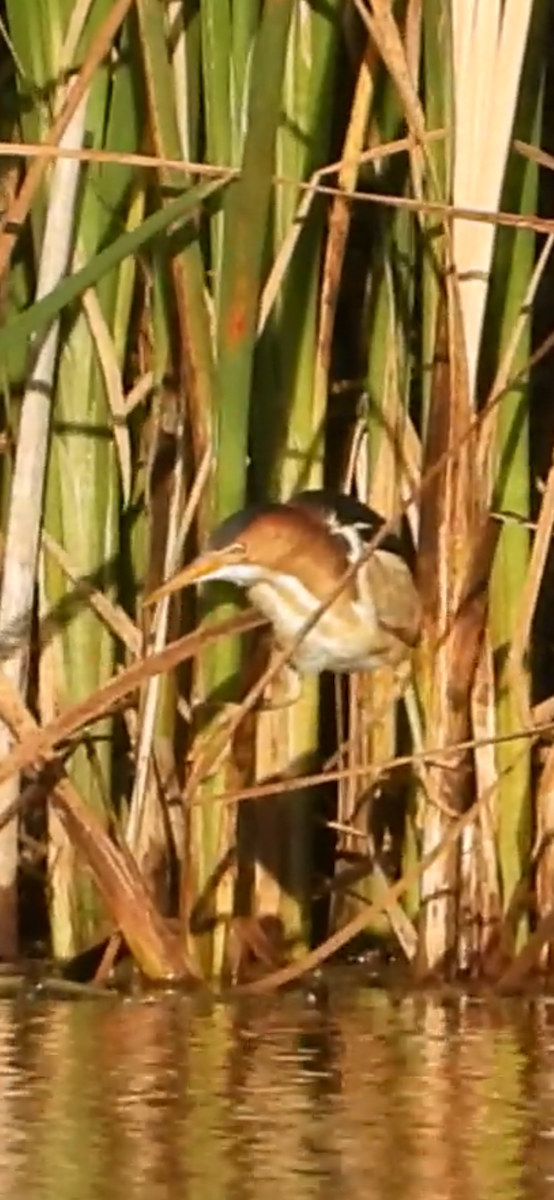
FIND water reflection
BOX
[0,984,553,1198]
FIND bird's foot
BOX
[259,661,303,711]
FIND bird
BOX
[144,489,421,679]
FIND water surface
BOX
[1,982,554,1199]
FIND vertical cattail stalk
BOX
[0,101,87,957]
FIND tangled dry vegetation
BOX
[0,0,553,993]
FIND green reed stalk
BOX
[176,0,295,977]
[351,208,417,931]
[247,0,341,953]
[483,16,545,948]
[42,7,141,954]
[2,2,128,952]
[0,86,86,957]
[415,0,465,974]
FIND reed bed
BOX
[0,0,551,989]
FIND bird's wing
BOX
[367,550,422,648]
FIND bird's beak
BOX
[143,548,239,608]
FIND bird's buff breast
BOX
[248,577,384,674]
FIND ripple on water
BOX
[0,985,551,1200]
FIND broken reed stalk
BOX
[0,671,196,980]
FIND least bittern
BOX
[145,490,421,678]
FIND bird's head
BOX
[144,502,311,606]
[143,490,407,609]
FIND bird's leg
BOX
[191,660,302,756]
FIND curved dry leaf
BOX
[41,529,141,655]
[0,609,266,791]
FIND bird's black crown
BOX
[208,489,414,564]
[292,490,400,554]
